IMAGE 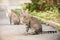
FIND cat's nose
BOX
[26,24,28,26]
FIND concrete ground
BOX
[0,24,60,40]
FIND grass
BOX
[29,10,60,24]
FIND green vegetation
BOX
[56,26,60,31]
[22,0,60,24]
[22,0,47,12]
[29,10,60,23]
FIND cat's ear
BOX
[24,9,29,16]
[26,9,28,11]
